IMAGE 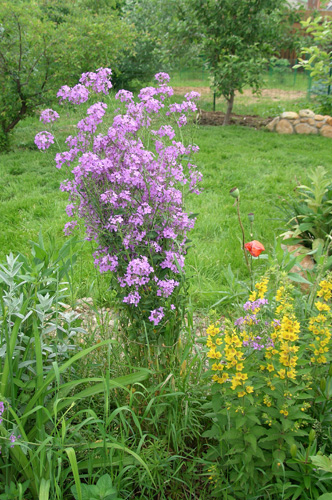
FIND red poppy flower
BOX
[244,240,265,257]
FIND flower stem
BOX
[236,197,250,274]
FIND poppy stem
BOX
[250,254,254,291]
[236,197,251,275]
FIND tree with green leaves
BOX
[190,0,288,124]
[296,15,332,114]
[121,0,203,83]
[0,0,136,150]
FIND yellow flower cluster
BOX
[248,277,269,302]
[262,283,299,382]
[317,277,332,301]
[255,277,269,299]
[206,322,254,397]
[308,277,332,364]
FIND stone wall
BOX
[266,109,332,138]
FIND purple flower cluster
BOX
[80,67,113,94]
[36,69,202,329]
[34,131,54,150]
[243,336,265,350]
[9,433,21,447]
[243,298,269,312]
[149,307,165,326]
[40,108,59,124]
[234,314,260,328]
[57,84,90,105]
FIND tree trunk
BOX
[223,92,235,126]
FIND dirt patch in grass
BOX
[176,86,307,129]
[174,86,306,102]
[197,110,272,129]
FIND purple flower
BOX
[64,221,78,235]
[184,91,200,101]
[34,131,54,150]
[156,279,179,298]
[80,68,112,94]
[149,307,165,326]
[234,317,245,327]
[123,291,141,307]
[243,298,269,312]
[115,89,134,103]
[9,433,21,447]
[155,72,171,84]
[40,108,60,124]
[177,114,187,128]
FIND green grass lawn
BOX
[1,105,331,312]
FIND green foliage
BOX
[296,16,332,114]
[280,166,332,255]
[71,474,121,500]
[203,275,332,499]
[122,0,202,77]
[0,236,150,499]
[189,0,289,123]
[0,0,136,149]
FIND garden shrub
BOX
[35,68,202,353]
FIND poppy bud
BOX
[229,187,240,199]
[309,429,316,443]
[290,444,297,458]
[248,213,254,222]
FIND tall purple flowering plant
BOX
[36,68,202,347]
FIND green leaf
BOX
[96,474,118,498]
[146,231,158,239]
[66,448,82,500]
[244,433,257,452]
[39,479,50,500]
[310,454,332,472]
[288,273,312,284]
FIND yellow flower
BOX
[238,391,246,398]
[315,301,330,312]
[267,364,274,372]
[263,395,272,407]
[287,369,297,379]
[276,286,285,302]
[206,324,220,337]
[246,385,254,394]
[255,278,269,299]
